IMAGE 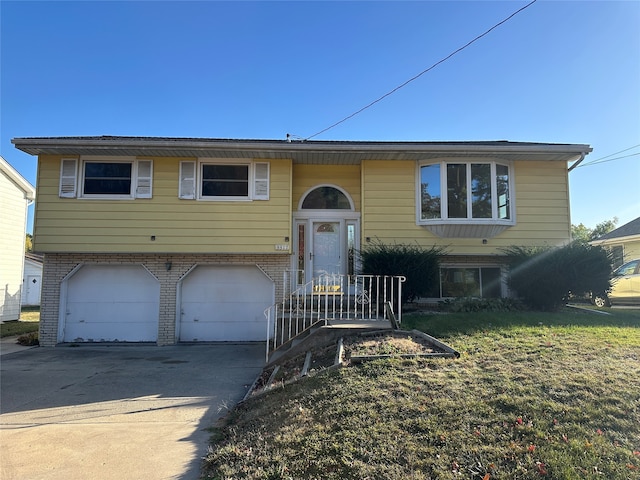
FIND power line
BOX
[578,143,640,167]
[576,152,640,168]
[304,0,538,141]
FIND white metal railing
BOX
[264,274,406,362]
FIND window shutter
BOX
[135,160,153,198]
[59,158,77,198]
[253,162,269,200]
[179,161,196,199]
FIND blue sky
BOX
[2,1,638,234]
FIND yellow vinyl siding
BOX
[623,241,640,261]
[362,160,422,243]
[596,240,640,264]
[292,165,360,211]
[33,155,292,253]
[361,159,571,255]
[509,161,570,246]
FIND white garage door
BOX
[63,265,160,342]
[179,265,274,342]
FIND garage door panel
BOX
[181,303,264,323]
[180,265,273,342]
[64,321,158,343]
[64,265,159,343]
[67,302,160,323]
[179,320,264,342]
[68,267,158,303]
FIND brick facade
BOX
[40,253,290,346]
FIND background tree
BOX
[591,217,618,240]
[25,233,33,253]
[571,217,618,243]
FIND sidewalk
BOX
[0,336,38,356]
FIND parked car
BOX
[592,259,640,307]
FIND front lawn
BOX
[202,308,640,479]
[1,307,40,338]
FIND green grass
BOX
[1,307,40,337]
[202,308,640,479]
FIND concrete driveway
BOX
[0,343,265,480]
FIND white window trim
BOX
[73,156,152,200]
[415,159,515,226]
[193,158,270,201]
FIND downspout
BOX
[566,152,586,244]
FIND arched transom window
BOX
[301,186,352,210]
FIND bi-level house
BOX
[12,136,590,347]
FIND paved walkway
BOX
[0,343,265,480]
[0,336,38,356]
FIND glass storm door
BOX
[312,222,342,278]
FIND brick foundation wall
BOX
[40,253,290,347]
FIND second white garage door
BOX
[179,265,274,342]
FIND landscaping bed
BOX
[342,330,456,362]
[246,329,456,399]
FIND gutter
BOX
[567,152,587,172]
[11,137,594,166]
[12,136,593,156]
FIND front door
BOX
[312,221,341,278]
[293,217,359,288]
[293,184,359,288]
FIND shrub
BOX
[358,240,445,303]
[17,331,39,346]
[502,242,611,311]
[442,297,525,313]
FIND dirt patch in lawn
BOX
[342,331,440,358]
[247,330,455,399]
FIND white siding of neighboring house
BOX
[0,157,35,321]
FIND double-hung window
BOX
[418,161,513,224]
[202,164,249,198]
[59,157,153,199]
[83,162,132,195]
[179,159,269,201]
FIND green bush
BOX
[358,240,445,303]
[502,242,611,311]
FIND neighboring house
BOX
[22,253,44,306]
[590,216,640,268]
[0,156,36,322]
[12,136,591,346]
